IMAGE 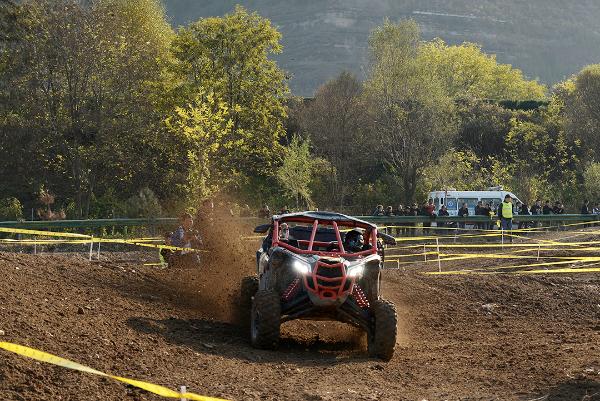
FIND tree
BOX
[364,20,457,203]
[505,94,584,206]
[564,64,600,160]
[0,0,175,217]
[583,163,600,202]
[165,92,234,201]
[276,135,324,208]
[298,72,370,209]
[420,40,547,100]
[456,100,512,160]
[170,5,288,187]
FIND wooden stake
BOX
[88,236,94,261]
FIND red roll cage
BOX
[272,216,378,258]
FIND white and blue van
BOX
[428,188,522,216]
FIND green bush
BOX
[0,197,23,221]
[127,187,162,218]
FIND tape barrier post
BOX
[88,236,94,261]
[423,244,427,262]
[33,236,37,255]
[180,386,188,401]
[436,238,441,273]
[97,241,101,261]
[0,341,229,401]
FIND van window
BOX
[481,198,502,210]
[481,198,501,208]
[434,198,440,209]
[458,198,478,209]
[445,198,458,210]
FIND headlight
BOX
[346,262,364,277]
[292,258,311,274]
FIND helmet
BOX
[279,223,289,240]
[344,229,364,252]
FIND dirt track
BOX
[0,247,599,400]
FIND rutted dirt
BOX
[0,242,599,400]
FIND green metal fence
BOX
[0,214,598,232]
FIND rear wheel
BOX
[238,276,259,331]
[251,290,281,349]
[367,299,397,361]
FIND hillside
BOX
[163,0,600,96]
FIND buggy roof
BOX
[272,211,376,229]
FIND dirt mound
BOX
[0,248,599,400]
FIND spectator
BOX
[553,201,565,215]
[406,203,419,236]
[163,213,203,268]
[518,202,530,230]
[372,204,385,216]
[593,203,600,215]
[458,202,469,230]
[170,213,195,247]
[422,199,436,233]
[384,205,394,216]
[474,201,483,230]
[484,202,494,230]
[581,200,591,214]
[395,204,405,236]
[258,204,271,219]
[280,205,291,215]
[497,194,514,240]
[424,199,436,216]
[396,204,405,216]
[542,200,553,215]
[530,199,542,215]
[438,204,449,228]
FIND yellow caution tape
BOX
[97,238,208,253]
[0,227,91,238]
[385,251,440,261]
[438,252,584,261]
[240,235,264,240]
[0,342,229,401]
[426,266,600,276]
[426,257,600,275]
[0,239,92,245]
[393,233,502,242]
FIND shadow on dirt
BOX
[126,316,370,366]
[523,379,600,401]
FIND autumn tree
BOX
[298,72,371,208]
[170,5,288,197]
[0,0,175,217]
[276,136,326,209]
[365,20,457,203]
[420,40,546,100]
[564,65,600,160]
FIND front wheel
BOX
[367,299,397,361]
[251,290,281,349]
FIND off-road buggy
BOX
[240,211,398,360]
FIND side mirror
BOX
[377,232,396,246]
[254,224,271,234]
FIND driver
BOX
[344,229,365,252]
